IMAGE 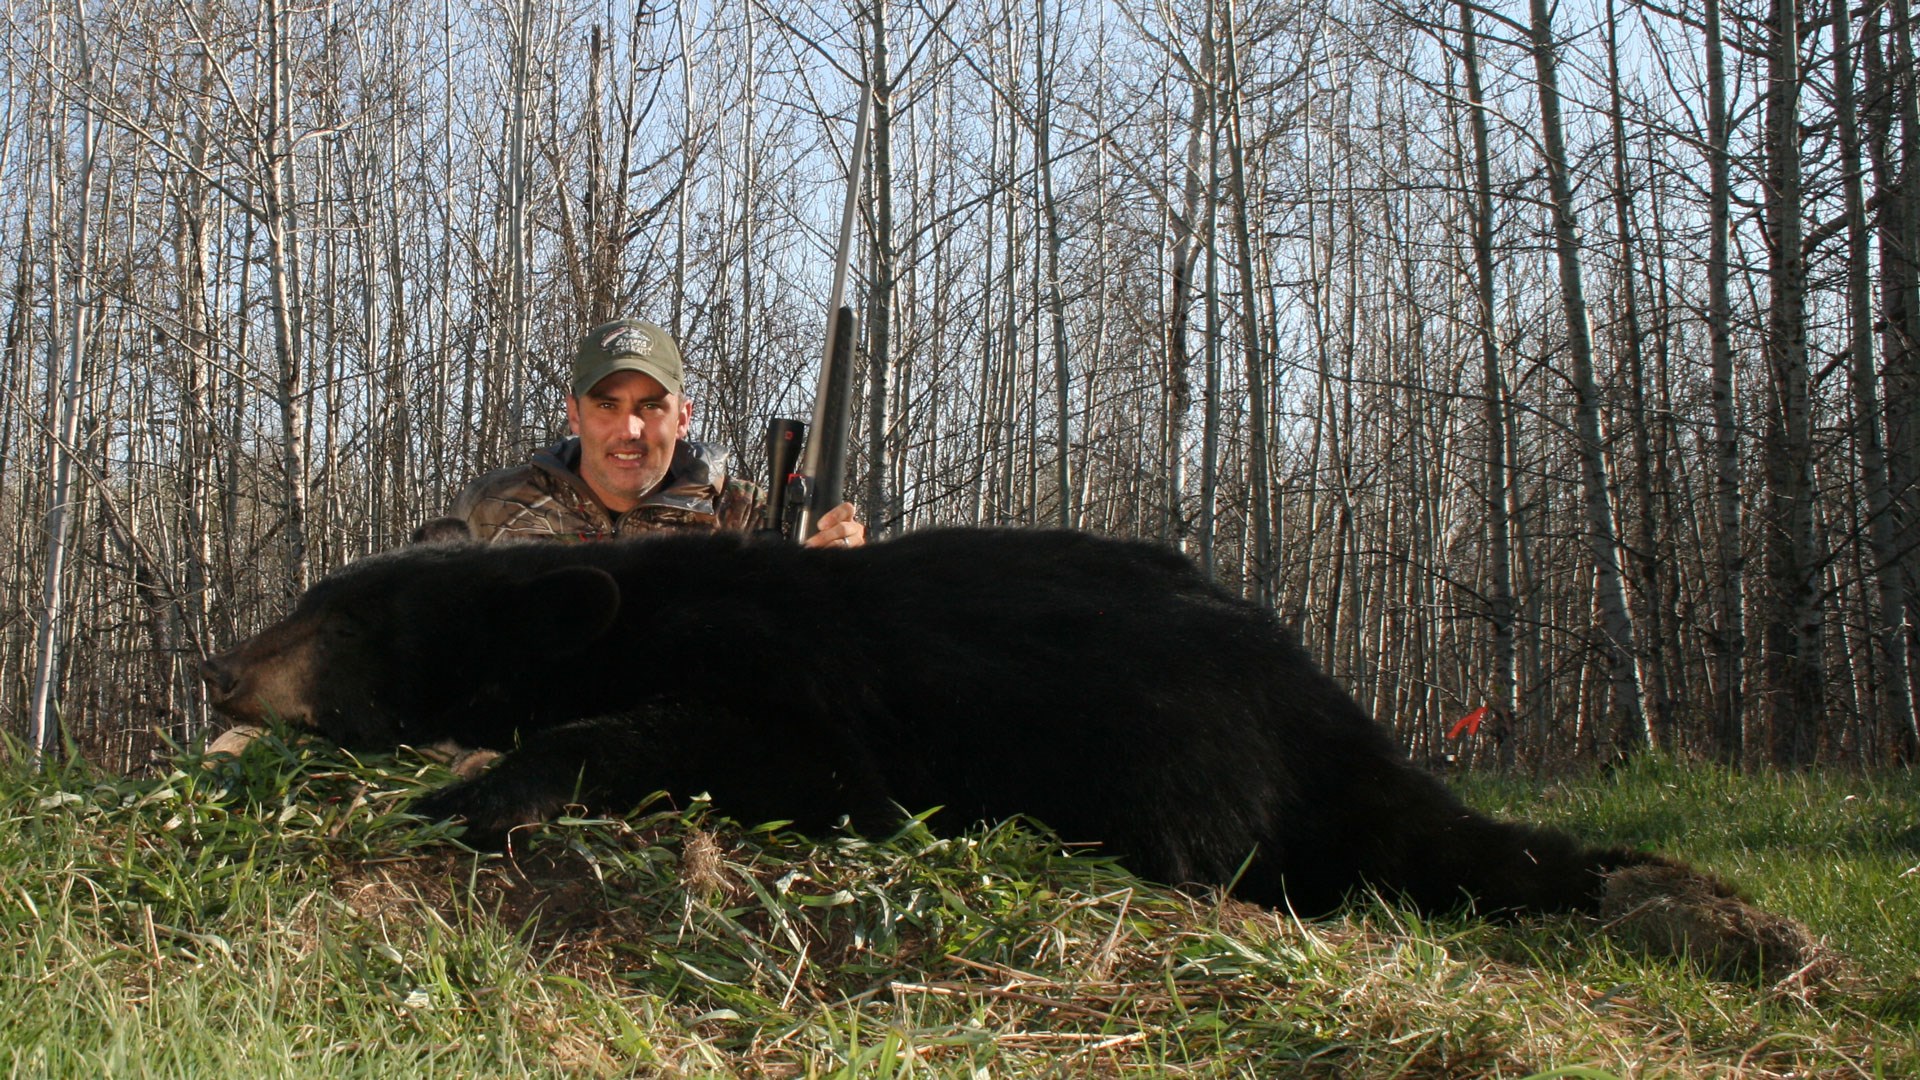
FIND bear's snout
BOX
[200,654,240,700]
[198,618,325,728]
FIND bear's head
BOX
[201,546,621,748]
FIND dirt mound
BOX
[1600,863,1838,988]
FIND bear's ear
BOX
[509,566,622,642]
[410,516,471,545]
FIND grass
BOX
[0,735,1913,1078]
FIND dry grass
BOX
[2,733,1914,1077]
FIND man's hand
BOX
[806,502,867,548]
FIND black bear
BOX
[202,527,1675,917]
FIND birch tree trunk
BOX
[1165,42,1205,548]
[171,103,216,743]
[1866,0,1920,735]
[673,2,694,338]
[1459,0,1517,770]
[1220,0,1273,605]
[1832,0,1915,760]
[1704,0,1746,765]
[863,0,897,535]
[1035,0,1072,528]
[1197,0,1220,580]
[264,0,311,592]
[1604,0,1672,751]
[496,0,534,450]
[29,11,100,763]
[1526,0,1647,755]
[1760,0,1824,767]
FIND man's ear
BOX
[566,393,584,436]
[511,566,621,641]
[676,397,693,439]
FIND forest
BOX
[0,0,1914,774]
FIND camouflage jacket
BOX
[452,437,766,543]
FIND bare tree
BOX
[1165,30,1206,550]
[28,10,102,762]
[1525,0,1647,756]
[1034,0,1074,528]
[1864,0,1920,737]
[2,0,1916,770]
[1759,0,1824,767]
[1219,0,1274,604]
[1457,0,1516,770]
[1703,0,1747,765]
[1832,0,1916,759]
[863,0,898,535]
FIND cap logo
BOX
[600,325,652,356]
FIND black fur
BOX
[408,516,473,545]
[206,528,1664,916]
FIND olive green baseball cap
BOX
[572,318,684,397]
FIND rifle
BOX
[766,78,872,544]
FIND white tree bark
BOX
[29,6,100,762]
[1527,0,1647,755]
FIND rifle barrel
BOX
[796,80,873,541]
[801,305,858,532]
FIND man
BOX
[451,318,866,548]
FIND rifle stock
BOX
[765,305,857,542]
[763,417,806,539]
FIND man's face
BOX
[566,369,693,512]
